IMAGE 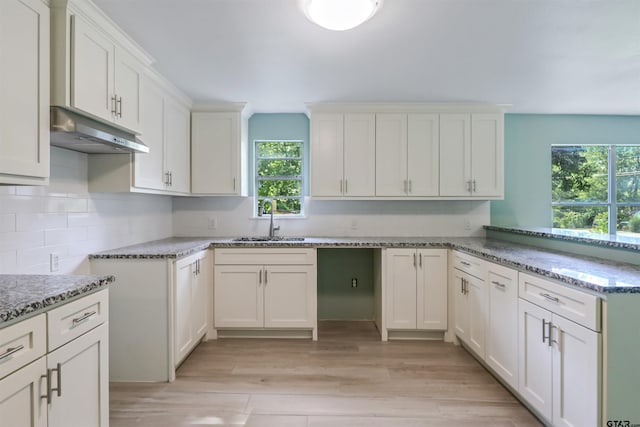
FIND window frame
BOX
[551,144,640,236]
[253,139,305,217]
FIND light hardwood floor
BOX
[110,321,543,426]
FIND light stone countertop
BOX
[0,274,114,327]
[88,236,640,295]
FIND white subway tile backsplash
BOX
[0,231,45,252]
[0,214,16,232]
[16,213,67,232]
[45,227,88,246]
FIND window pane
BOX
[258,197,301,215]
[552,206,608,234]
[616,146,640,203]
[617,206,640,236]
[257,179,302,198]
[256,141,302,158]
[551,145,608,203]
[257,159,302,177]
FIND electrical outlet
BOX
[50,253,60,272]
[351,278,358,288]
[208,217,217,230]
[464,219,472,230]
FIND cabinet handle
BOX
[340,180,343,194]
[408,180,412,194]
[460,261,471,267]
[258,269,262,285]
[540,293,560,303]
[467,180,472,193]
[42,363,62,404]
[344,180,348,194]
[233,177,237,191]
[419,253,422,267]
[264,269,268,285]
[0,345,24,360]
[542,319,555,347]
[72,311,96,325]
[117,96,123,118]
[111,95,118,116]
[460,278,465,294]
[472,179,477,193]
[491,280,506,289]
[169,171,173,187]
[413,253,417,267]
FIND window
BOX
[255,140,304,216]
[551,145,640,236]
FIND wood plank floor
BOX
[110,321,543,426]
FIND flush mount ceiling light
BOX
[300,0,383,31]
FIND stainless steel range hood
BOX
[50,106,149,154]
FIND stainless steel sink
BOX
[231,236,305,242]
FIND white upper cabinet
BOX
[0,0,50,185]
[164,98,191,193]
[440,113,504,198]
[191,107,247,196]
[51,0,153,134]
[309,104,504,200]
[376,113,439,196]
[311,113,375,197]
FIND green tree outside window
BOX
[255,141,303,215]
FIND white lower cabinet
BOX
[91,250,211,381]
[214,249,317,340]
[451,253,486,359]
[384,248,447,338]
[518,292,600,427]
[485,263,518,390]
[0,290,109,427]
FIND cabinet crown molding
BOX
[306,102,511,114]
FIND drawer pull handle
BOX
[41,363,62,404]
[540,293,560,303]
[72,311,97,325]
[0,344,24,360]
[491,280,506,289]
[460,261,471,266]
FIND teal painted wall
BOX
[247,113,310,196]
[317,249,375,320]
[491,114,640,228]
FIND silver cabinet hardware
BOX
[413,253,417,267]
[540,293,560,303]
[111,96,118,116]
[72,311,96,325]
[169,171,173,187]
[344,180,348,194]
[491,280,506,289]
[408,180,412,193]
[472,179,477,192]
[42,363,62,404]
[116,96,123,118]
[467,180,472,192]
[233,177,236,191]
[542,319,548,344]
[258,269,262,285]
[264,268,268,285]
[419,253,422,267]
[339,179,343,194]
[0,345,24,360]
[460,261,471,267]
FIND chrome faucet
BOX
[261,198,280,238]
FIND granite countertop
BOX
[0,274,114,327]
[89,236,640,295]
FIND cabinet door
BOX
[113,48,143,133]
[376,114,407,196]
[47,323,108,427]
[191,112,240,194]
[165,99,191,193]
[214,265,264,328]
[471,114,503,197]
[439,114,471,196]
[174,258,194,364]
[518,299,553,421]
[407,114,439,196]
[344,113,376,196]
[416,249,447,330]
[385,249,417,329]
[451,268,469,340]
[466,273,486,358]
[134,75,165,190]
[552,315,600,427]
[0,0,49,181]
[311,114,344,196]
[0,357,47,427]
[264,265,316,328]
[71,14,114,124]
[486,264,518,389]
[192,252,211,339]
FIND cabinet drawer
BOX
[48,290,108,351]
[450,250,485,279]
[214,248,316,265]
[518,273,600,331]
[0,314,46,380]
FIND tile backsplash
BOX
[0,148,173,274]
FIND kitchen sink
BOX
[232,236,305,242]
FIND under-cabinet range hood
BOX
[50,106,149,154]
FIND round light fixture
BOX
[300,0,383,31]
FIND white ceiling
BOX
[92,0,640,115]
